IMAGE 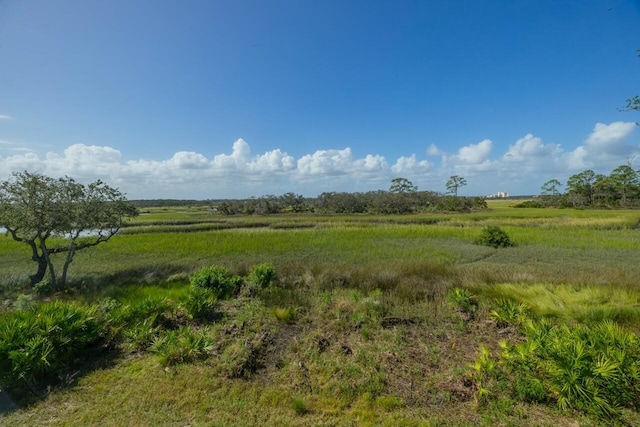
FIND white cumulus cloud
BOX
[1,121,638,198]
[391,154,431,174]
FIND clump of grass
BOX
[272,306,296,323]
[149,326,214,367]
[291,396,309,415]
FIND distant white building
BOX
[486,191,509,198]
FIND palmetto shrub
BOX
[472,307,640,421]
[0,301,104,390]
[149,326,213,367]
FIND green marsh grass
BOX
[478,282,640,326]
[3,203,640,425]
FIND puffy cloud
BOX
[586,122,636,146]
[427,144,444,156]
[248,149,296,173]
[444,139,493,166]
[391,154,431,174]
[565,146,589,170]
[584,121,637,156]
[296,148,354,177]
[502,134,561,162]
[459,139,492,164]
[64,144,122,163]
[169,151,210,169]
[1,121,638,198]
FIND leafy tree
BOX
[609,164,639,207]
[566,169,597,206]
[446,175,467,196]
[540,179,562,196]
[0,171,137,288]
[389,177,417,194]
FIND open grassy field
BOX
[2,200,640,426]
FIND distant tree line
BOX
[213,191,486,215]
[532,164,640,208]
[213,178,486,215]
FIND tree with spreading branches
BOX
[0,171,137,288]
[446,175,467,196]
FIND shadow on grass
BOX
[1,344,122,415]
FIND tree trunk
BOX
[39,239,57,289]
[60,243,76,288]
[29,256,48,286]
[28,240,47,286]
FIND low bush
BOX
[247,262,277,289]
[189,266,242,299]
[475,226,513,248]
[0,301,104,391]
[448,288,478,317]
[183,287,218,321]
[471,306,640,422]
[149,326,214,367]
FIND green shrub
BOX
[475,226,513,248]
[447,288,478,315]
[33,279,52,295]
[490,299,531,328]
[13,294,34,310]
[183,287,218,321]
[513,200,543,208]
[149,326,213,367]
[122,318,159,353]
[247,262,277,289]
[190,266,242,299]
[0,301,104,390]
[473,317,640,422]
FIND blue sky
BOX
[0,0,639,199]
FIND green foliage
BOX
[32,279,52,295]
[149,326,213,367]
[475,226,513,248]
[247,262,277,289]
[291,396,309,415]
[389,177,417,194]
[447,288,478,316]
[0,301,103,391]
[189,266,242,299]
[271,306,296,323]
[183,286,218,321]
[513,200,543,208]
[122,318,160,353]
[13,294,34,311]
[0,171,137,288]
[446,175,467,196]
[473,308,640,422]
[489,299,531,328]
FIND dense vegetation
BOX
[2,200,640,425]
[536,164,640,208]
